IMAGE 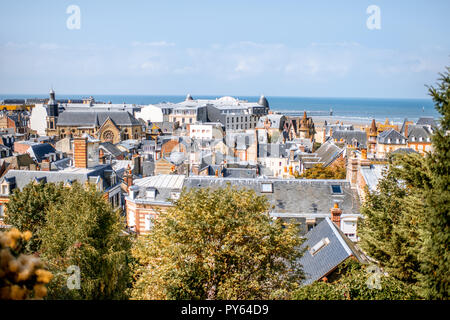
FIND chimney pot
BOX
[331,203,343,228]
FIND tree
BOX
[293,260,418,300]
[418,67,450,299]
[4,182,65,253]
[38,182,133,300]
[131,185,304,300]
[357,67,450,299]
[0,228,53,300]
[357,160,425,284]
[298,157,346,179]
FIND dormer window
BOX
[146,187,157,199]
[1,184,8,195]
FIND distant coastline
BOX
[1,94,439,125]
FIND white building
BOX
[29,104,48,136]
[189,123,224,140]
[135,104,164,123]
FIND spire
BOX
[369,119,377,135]
[48,88,56,105]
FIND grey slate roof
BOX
[222,167,257,179]
[332,130,367,148]
[184,177,360,215]
[1,164,118,192]
[100,142,124,158]
[416,117,438,127]
[256,114,285,129]
[298,217,368,285]
[407,125,432,141]
[360,164,386,191]
[377,129,407,145]
[314,140,344,167]
[258,143,289,158]
[325,124,354,135]
[128,174,185,205]
[56,110,141,127]
[27,143,57,163]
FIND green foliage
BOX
[4,182,64,253]
[37,183,133,300]
[418,67,450,299]
[358,67,450,299]
[358,160,424,284]
[131,185,305,300]
[293,260,418,300]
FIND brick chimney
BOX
[123,165,133,192]
[331,202,342,228]
[346,151,359,186]
[361,148,367,160]
[73,137,88,168]
[41,158,50,171]
[99,148,105,164]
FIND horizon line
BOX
[0,93,432,101]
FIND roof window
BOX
[331,185,342,194]
[309,237,330,256]
[261,183,273,193]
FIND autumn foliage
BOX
[131,185,305,300]
[297,157,347,179]
[0,228,52,300]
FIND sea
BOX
[0,94,440,125]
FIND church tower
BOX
[368,119,378,155]
[46,88,59,136]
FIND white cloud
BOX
[131,41,175,47]
[0,40,448,96]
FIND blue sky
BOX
[0,0,449,98]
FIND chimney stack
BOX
[73,137,88,168]
[99,148,105,164]
[132,154,141,176]
[331,202,342,229]
[41,158,50,171]
[361,148,367,160]
[124,165,133,193]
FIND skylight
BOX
[261,183,273,193]
[331,185,342,194]
[309,237,330,256]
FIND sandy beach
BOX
[310,115,374,130]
